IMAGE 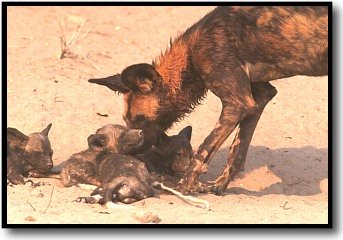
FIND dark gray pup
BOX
[135,126,193,176]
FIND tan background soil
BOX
[6,6,328,224]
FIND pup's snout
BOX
[42,160,54,171]
[46,163,53,168]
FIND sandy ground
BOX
[5,6,328,224]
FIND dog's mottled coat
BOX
[7,124,53,184]
[89,6,328,194]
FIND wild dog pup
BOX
[135,126,192,176]
[60,124,144,187]
[91,126,193,204]
[94,124,145,155]
[93,152,155,204]
[7,124,53,185]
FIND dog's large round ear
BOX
[41,123,52,136]
[7,128,29,148]
[87,134,109,151]
[178,126,192,141]
[121,63,163,94]
[89,74,131,93]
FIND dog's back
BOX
[162,6,327,85]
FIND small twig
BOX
[67,20,86,47]
[282,201,292,210]
[59,16,67,37]
[96,112,108,117]
[54,97,64,102]
[89,30,111,37]
[42,186,54,214]
[26,200,37,212]
[99,211,110,214]
[76,22,93,43]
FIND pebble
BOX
[131,210,161,224]
[25,216,36,221]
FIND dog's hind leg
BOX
[211,82,277,194]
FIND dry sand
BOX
[6,6,328,224]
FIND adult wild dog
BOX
[89,6,328,194]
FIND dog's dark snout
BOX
[46,162,53,168]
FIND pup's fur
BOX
[93,126,193,204]
[7,124,53,184]
[60,124,144,187]
[135,126,193,176]
[93,152,155,204]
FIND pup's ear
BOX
[89,74,131,94]
[41,123,52,136]
[121,63,163,94]
[178,126,192,141]
[7,128,29,147]
[87,134,109,151]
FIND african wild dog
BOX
[89,6,328,194]
[77,126,194,204]
[60,124,144,187]
[7,124,53,185]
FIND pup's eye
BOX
[135,114,146,122]
[35,151,44,156]
[175,150,182,156]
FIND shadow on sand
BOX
[199,145,328,197]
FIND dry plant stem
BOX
[26,200,37,212]
[59,19,92,59]
[26,186,55,214]
[42,186,54,214]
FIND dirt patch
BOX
[6,6,328,224]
